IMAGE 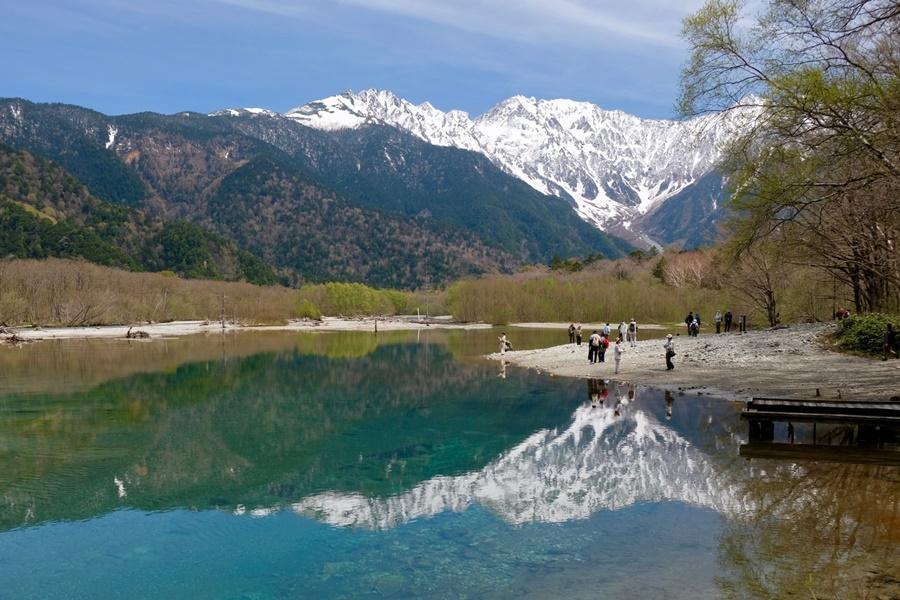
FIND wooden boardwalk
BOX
[741,397,900,425]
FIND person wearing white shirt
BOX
[664,334,675,370]
[613,338,625,374]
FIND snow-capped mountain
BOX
[280,90,750,246]
[243,403,751,529]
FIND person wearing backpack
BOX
[598,333,610,363]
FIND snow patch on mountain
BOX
[105,125,118,149]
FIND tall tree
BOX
[680,0,900,312]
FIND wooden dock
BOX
[740,397,900,461]
[741,397,900,425]
[739,442,900,466]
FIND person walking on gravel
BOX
[627,319,638,347]
[664,334,676,370]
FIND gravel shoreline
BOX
[1,316,490,342]
[490,323,900,402]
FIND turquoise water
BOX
[1,330,898,598]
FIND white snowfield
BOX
[275,90,755,243]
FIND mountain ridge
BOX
[230,89,750,247]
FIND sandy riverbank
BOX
[2,316,492,342]
[490,323,900,401]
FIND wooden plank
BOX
[751,397,898,405]
[741,410,900,424]
[749,399,900,410]
[740,442,900,466]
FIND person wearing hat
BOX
[663,334,676,370]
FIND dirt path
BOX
[490,323,900,401]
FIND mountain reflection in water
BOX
[0,333,898,599]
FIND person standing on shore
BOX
[568,323,576,344]
[715,311,723,334]
[603,323,611,338]
[618,321,627,341]
[724,310,733,332]
[613,337,625,374]
[884,323,897,361]
[627,319,638,347]
[598,333,609,363]
[498,332,509,355]
[685,312,694,334]
[576,325,583,346]
[664,334,675,370]
[588,330,600,363]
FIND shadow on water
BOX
[0,334,898,599]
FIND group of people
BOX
[569,321,639,346]
[685,310,737,336]
[570,321,637,375]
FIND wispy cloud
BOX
[218,0,703,48]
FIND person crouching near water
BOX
[588,330,601,363]
[498,332,510,354]
[613,336,625,374]
[663,334,675,370]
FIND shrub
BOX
[835,313,898,356]
[382,290,409,314]
[296,298,322,320]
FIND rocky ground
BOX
[491,323,900,401]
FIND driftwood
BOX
[1,333,24,345]
[125,326,150,339]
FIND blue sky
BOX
[0,0,706,119]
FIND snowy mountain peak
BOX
[213,89,752,246]
[280,89,748,245]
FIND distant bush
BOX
[296,282,396,317]
[296,299,322,321]
[0,258,297,326]
[835,313,899,356]
[382,289,410,314]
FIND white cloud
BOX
[219,0,706,48]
